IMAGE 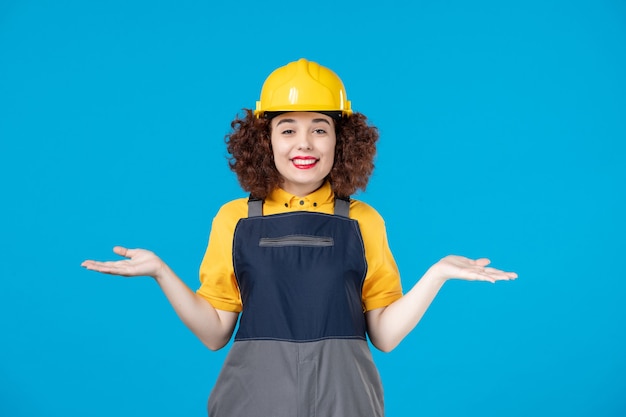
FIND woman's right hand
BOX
[81,246,166,279]
[82,246,238,350]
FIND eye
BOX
[281,129,295,135]
[313,128,327,134]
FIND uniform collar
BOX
[265,181,334,211]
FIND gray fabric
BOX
[333,197,350,218]
[248,198,263,218]
[208,339,384,417]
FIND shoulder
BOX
[212,197,249,227]
[349,198,386,228]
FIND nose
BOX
[296,132,313,151]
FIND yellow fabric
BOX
[196,182,403,313]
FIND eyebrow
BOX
[275,118,331,126]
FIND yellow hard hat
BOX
[254,58,352,118]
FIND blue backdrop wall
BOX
[1,1,625,416]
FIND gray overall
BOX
[208,197,384,417]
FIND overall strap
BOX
[334,196,351,218]
[247,196,263,218]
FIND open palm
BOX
[432,255,518,283]
[81,246,165,278]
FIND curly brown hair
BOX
[225,109,379,199]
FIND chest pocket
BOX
[259,235,334,247]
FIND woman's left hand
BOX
[429,255,518,284]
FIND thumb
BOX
[474,258,491,267]
[112,246,131,258]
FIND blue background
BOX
[1,1,625,416]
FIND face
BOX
[270,112,336,197]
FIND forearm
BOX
[366,255,517,352]
[154,263,237,351]
[81,247,237,350]
[367,267,446,353]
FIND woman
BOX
[82,58,517,417]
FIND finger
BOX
[474,258,491,267]
[82,259,117,269]
[459,267,495,283]
[113,246,142,260]
[475,266,514,282]
[477,271,497,283]
[81,260,115,273]
[80,260,94,269]
[484,267,509,275]
[484,267,518,276]
[502,271,518,279]
[113,246,129,257]
[483,268,518,281]
[82,260,132,276]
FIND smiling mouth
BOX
[291,157,319,169]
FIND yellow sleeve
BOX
[196,198,248,312]
[351,201,404,312]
